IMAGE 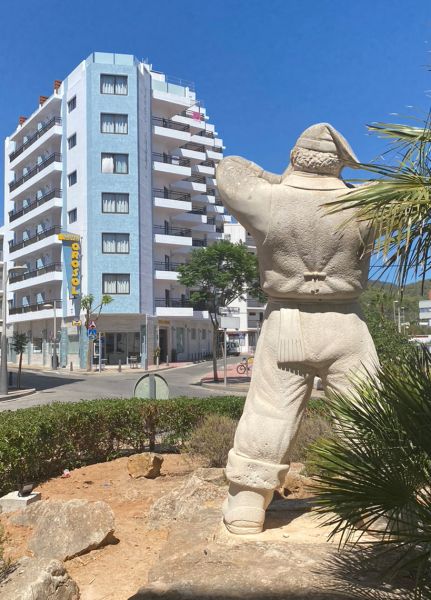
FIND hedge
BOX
[0,396,246,496]
[0,395,327,497]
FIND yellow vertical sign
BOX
[58,233,81,299]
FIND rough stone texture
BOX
[131,498,411,600]
[0,557,80,600]
[0,491,41,513]
[11,499,116,560]
[147,468,227,528]
[128,452,164,479]
[216,123,379,533]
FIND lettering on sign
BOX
[58,233,81,299]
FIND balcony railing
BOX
[153,188,190,202]
[201,160,216,168]
[182,142,206,153]
[192,239,207,247]
[197,130,215,139]
[181,109,205,121]
[152,152,190,167]
[207,217,216,225]
[216,226,224,233]
[9,225,62,253]
[207,188,216,196]
[9,189,62,223]
[155,297,193,308]
[210,146,223,154]
[189,207,206,215]
[154,261,185,271]
[9,262,62,284]
[9,117,62,162]
[189,175,206,184]
[9,299,62,315]
[152,116,190,132]
[9,153,62,192]
[247,297,266,308]
[153,225,192,237]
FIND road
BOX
[0,358,242,412]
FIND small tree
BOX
[11,333,28,389]
[178,240,263,381]
[81,294,113,371]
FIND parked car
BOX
[226,341,241,356]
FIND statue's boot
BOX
[223,482,273,534]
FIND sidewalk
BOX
[200,364,251,393]
[9,361,194,377]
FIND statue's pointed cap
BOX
[295,123,359,166]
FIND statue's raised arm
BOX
[216,156,280,240]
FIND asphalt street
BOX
[0,357,241,412]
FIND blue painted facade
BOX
[85,53,141,314]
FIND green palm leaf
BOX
[312,347,431,597]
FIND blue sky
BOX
[1,0,431,226]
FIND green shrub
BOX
[0,396,245,496]
[187,414,238,467]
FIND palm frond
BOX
[312,347,431,597]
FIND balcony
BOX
[152,116,190,132]
[9,299,62,316]
[153,188,190,202]
[155,297,194,308]
[154,261,185,281]
[9,117,62,162]
[9,153,62,192]
[152,153,190,167]
[192,239,207,247]
[9,262,62,284]
[181,109,205,122]
[154,225,191,237]
[9,189,62,223]
[9,225,62,254]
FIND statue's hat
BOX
[295,123,359,166]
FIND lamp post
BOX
[0,263,28,395]
[43,301,58,369]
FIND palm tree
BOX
[11,333,28,389]
[328,115,431,291]
[81,294,113,371]
[314,347,431,597]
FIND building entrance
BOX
[159,328,168,363]
[105,332,140,365]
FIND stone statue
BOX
[216,123,378,535]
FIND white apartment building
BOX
[3,52,229,368]
[224,223,265,354]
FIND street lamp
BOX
[0,263,27,395]
[43,301,58,369]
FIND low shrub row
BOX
[0,395,329,496]
[0,396,245,496]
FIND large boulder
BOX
[11,499,116,561]
[127,452,164,479]
[0,557,80,600]
[147,468,227,528]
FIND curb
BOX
[0,388,36,402]
[199,381,249,394]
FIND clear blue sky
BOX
[1,0,431,226]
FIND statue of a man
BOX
[216,123,378,535]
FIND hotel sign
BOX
[58,233,81,298]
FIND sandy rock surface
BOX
[0,557,80,600]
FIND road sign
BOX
[88,330,97,338]
[72,320,81,326]
[89,320,96,329]
[220,316,240,329]
[134,373,169,400]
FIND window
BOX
[68,171,77,186]
[101,113,128,134]
[202,329,207,340]
[68,208,77,224]
[191,328,196,340]
[32,338,42,354]
[67,96,76,112]
[102,274,130,294]
[102,193,129,213]
[101,153,128,174]
[102,233,129,254]
[68,133,76,149]
[100,74,128,95]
